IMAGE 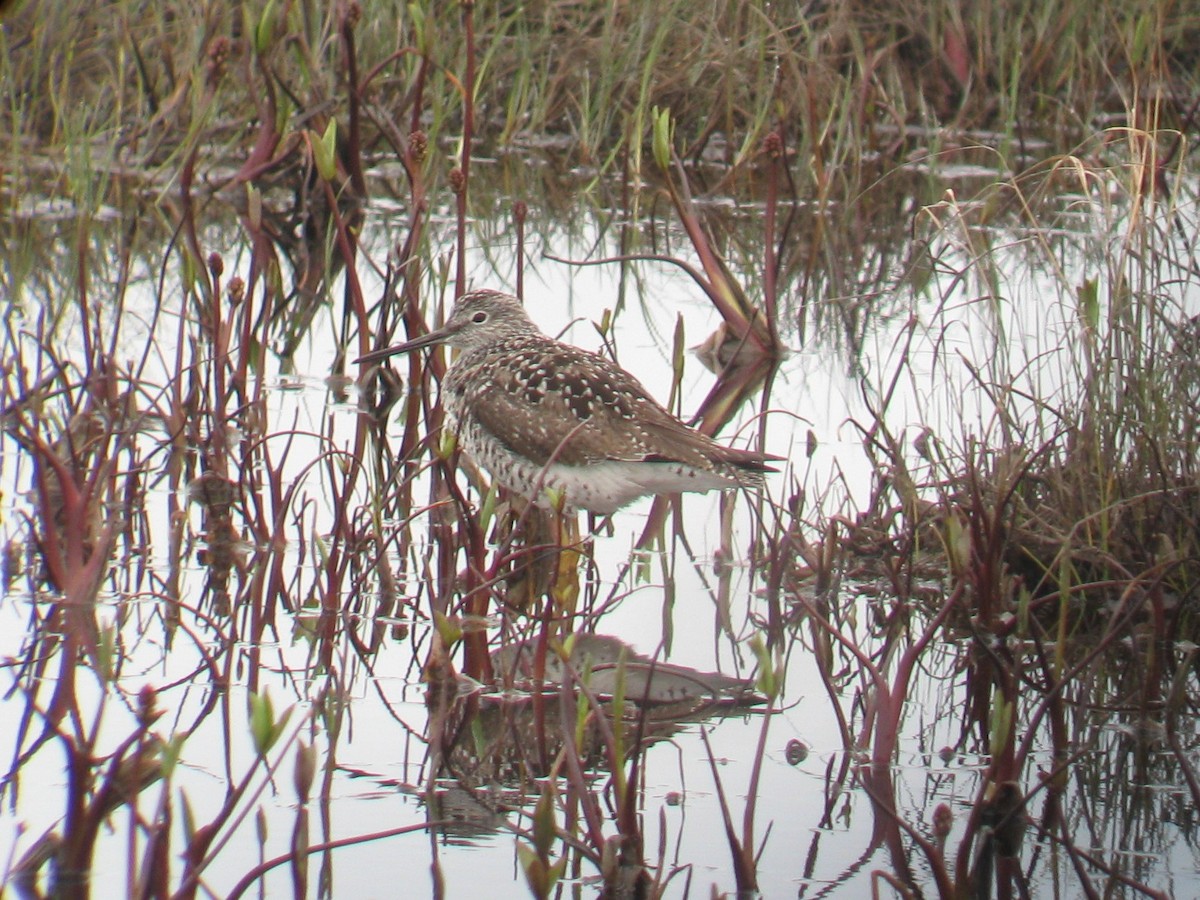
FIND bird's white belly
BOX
[455,416,736,514]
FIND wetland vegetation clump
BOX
[1,0,1198,897]
[3,1,1197,184]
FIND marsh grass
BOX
[772,120,1200,895]
[906,126,1200,613]
[4,0,1197,204]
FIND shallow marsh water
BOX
[2,136,1199,900]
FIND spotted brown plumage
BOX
[358,289,779,514]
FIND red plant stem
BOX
[873,584,964,772]
[762,129,781,347]
[556,678,606,850]
[666,165,751,339]
[439,460,488,673]
[699,726,757,892]
[340,8,367,198]
[319,176,369,358]
[178,149,215,322]
[231,52,281,188]
[514,201,527,301]
[740,699,773,881]
[223,821,460,900]
[72,219,93,366]
[388,192,431,537]
[856,770,954,899]
[455,1,476,295]
[409,45,428,137]
[308,173,375,635]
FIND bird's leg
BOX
[498,497,560,609]
[548,511,582,628]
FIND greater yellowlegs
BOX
[358,289,778,514]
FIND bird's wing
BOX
[464,343,713,467]
[640,419,779,473]
[466,378,605,466]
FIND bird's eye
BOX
[472,311,488,323]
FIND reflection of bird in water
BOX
[430,635,759,804]
[493,634,757,706]
[358,289,780,514]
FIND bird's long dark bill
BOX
[355,329,449,364]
